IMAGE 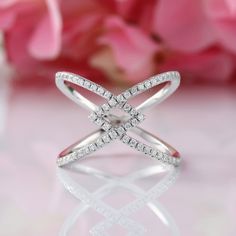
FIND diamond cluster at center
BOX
[89,94,145,140]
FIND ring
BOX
[55,71,181,167]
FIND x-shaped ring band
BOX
[55,71,181,167]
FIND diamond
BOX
[95,118,103,125]
[104,91,112,99]
[97,87,105,95]
[138,83,144,91]
[78,78,84,86]
[117,127,125,135]
[88,112,97,121]
[144,146,151,155]
[89,143,97,151]
[101,104,110,112]
[131,118,138,126]
[137,113,145,121]
[129,139,137,147]
[116,95,126,103]
[84,81,91,88]
[130,108,137,116]
[163,153,169,162]
[160,74,165,82]
[131,87,138,95]
[144,80,151,88]
[123,103,131,112]
[62,73,67,79]
[96,139,104,147]
[102,134,111,143]
[71,152,78,160]
[151,77,158,86]
[108,97,117,107]
[102,122,111,131]
[124,122,132,130]
[90,84,97,92]
[77,149,85,157]
[137,143,144,151]
[96,108,103,116]
[109,130,118,139]
[151,149,158,157]
[122,135,130,144]
[157,151,163,160]
[123,91,131,99]
[69,75,74,82]
[85,146,90,154]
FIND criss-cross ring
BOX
[55,71,181,167]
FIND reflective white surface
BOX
[0,81,236,235]
[58,157,180,236]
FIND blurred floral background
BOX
[1,1,236,236]
[1,0,236,85]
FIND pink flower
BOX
[0,0,235,84]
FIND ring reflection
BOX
[57,154,180,236]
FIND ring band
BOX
[55,71,181,167]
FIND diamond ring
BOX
[55,71,181,167]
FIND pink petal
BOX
[153,0,216,52]
[160,49,233,82]
[206,0,236,53]
[98,16,159,81]
[28,0,62,59]
[0,2,37,29]
[0,9,16,29]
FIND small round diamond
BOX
[95,118,103,125]
[101,104,110,112]
[108,97,117,107]
[130,109,138,116]
[84,81,91,88]
[89,143,97,151]
[144,146,151,155]
[124,122,132,130]
[102,134,111,143]
[117,127,125,135]
[131,118,138,126]
[102,122,112,131]
[131,87,138,95]
[109,130,118,139]
[151,77,159,86]
[144,80,151,88]
[123,91,131,99]
[129,139,137,147]
[123,103,131,112]
[88,112,97,121]
[157,151,163,160]
[104,91,112,99]
[116,95,126,103]
[97,87,105,95]
[96,139,104,147]
[85,146,90,154]
[151,149,158,157]
[137,113,145,121]
[78,78,84,86]
[138,83,145,91]
[137,143,144,151]
[90,84,97,92]
[122,135,130,144]
[96,108,103,116]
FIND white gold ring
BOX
[55,71,181,167]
